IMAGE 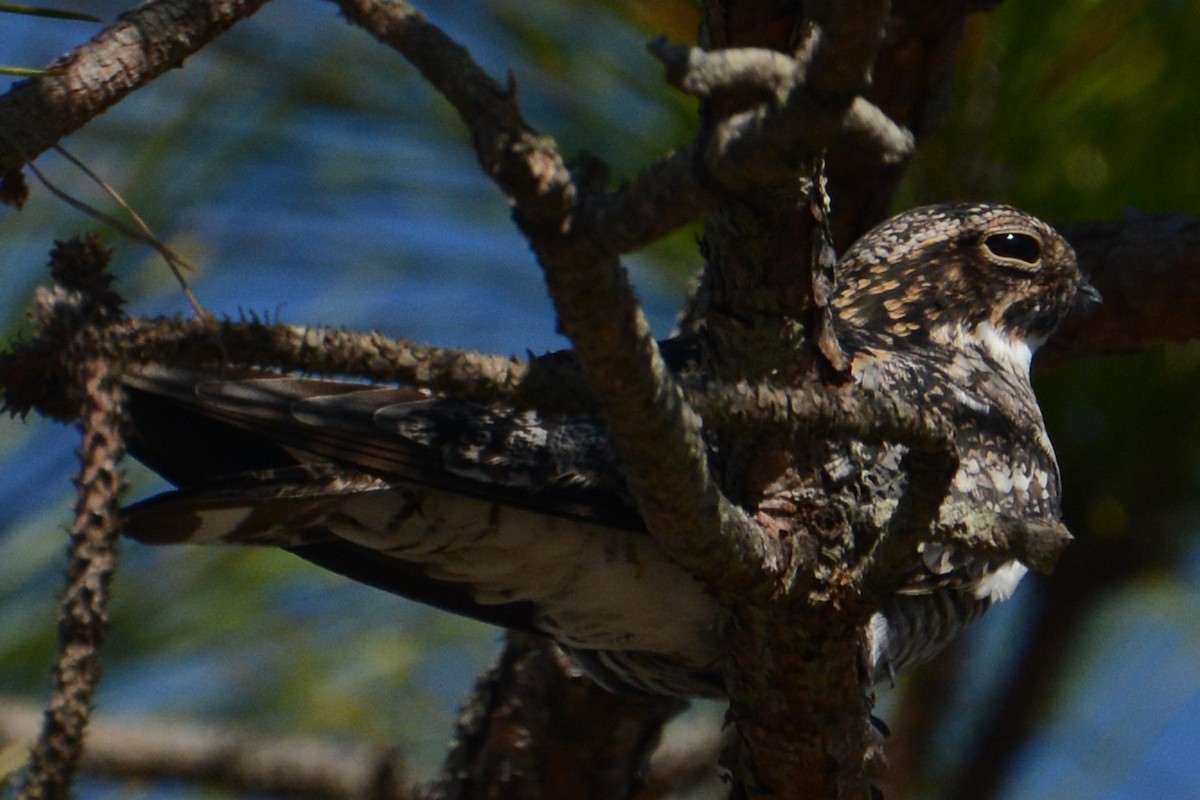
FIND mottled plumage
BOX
[831,205,1096,677]
[121,204,1098,697]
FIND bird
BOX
[120,203,1099,698]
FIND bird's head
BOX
[832,204,1100,374]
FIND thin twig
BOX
[12,149,211,320]
[51,145,210,320]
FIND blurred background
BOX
[1,1,1198,797]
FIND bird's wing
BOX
[123,365,642,533]
[121,366,717,663]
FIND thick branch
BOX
[434,634,684,800]
[687,2,890,387]
[697,6,895,798]
[0,0,272,172]
[0,697,409,800]
[804,0,891,106]
[1046,213,1200,360]
[826,1,996,248]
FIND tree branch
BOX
[17,238,126,800]
[688,381,1073,578]
[0,308,1069,596]
[335,0,773,591]
[693,5,900,798]
[0,0,272,172]
[0,317,552,422]
[433,634,684,800]
[803,0,891,107]
[648,40,914,163]
[332,0,572,228]
[1046,213,1200,361]
[0,697,410,800]
[5,5,1188,800]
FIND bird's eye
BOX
[982,232,1042,269]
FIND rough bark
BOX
[17,239,126,800]
[433,634,684,800]
[0,0,272,173]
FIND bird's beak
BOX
[1075,279,1102,310]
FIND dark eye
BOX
[983,232,1042,267]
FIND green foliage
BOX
[904,0,1200,218]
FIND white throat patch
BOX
[974,321,1040,375]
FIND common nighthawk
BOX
[121,204,1098,697]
